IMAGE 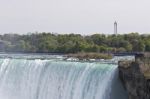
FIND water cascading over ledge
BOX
[0,58,128,99]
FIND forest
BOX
[0,32,149,53]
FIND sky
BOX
[0,0,150,34]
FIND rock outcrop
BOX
[118,53,150,99]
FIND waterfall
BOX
[0,58,128,99]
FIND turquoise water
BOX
[0,54,130,99]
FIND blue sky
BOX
[0,0,150,34]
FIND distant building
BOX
[114,21,117,35]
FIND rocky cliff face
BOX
[118,54,150,99]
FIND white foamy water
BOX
[0,55,129,99]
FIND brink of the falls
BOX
[0,56,129,99]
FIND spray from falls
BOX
[0,59,128,99]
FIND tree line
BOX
[0,32,149,53]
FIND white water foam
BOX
[0,58,128,99]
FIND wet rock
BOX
[118,53,150,99]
